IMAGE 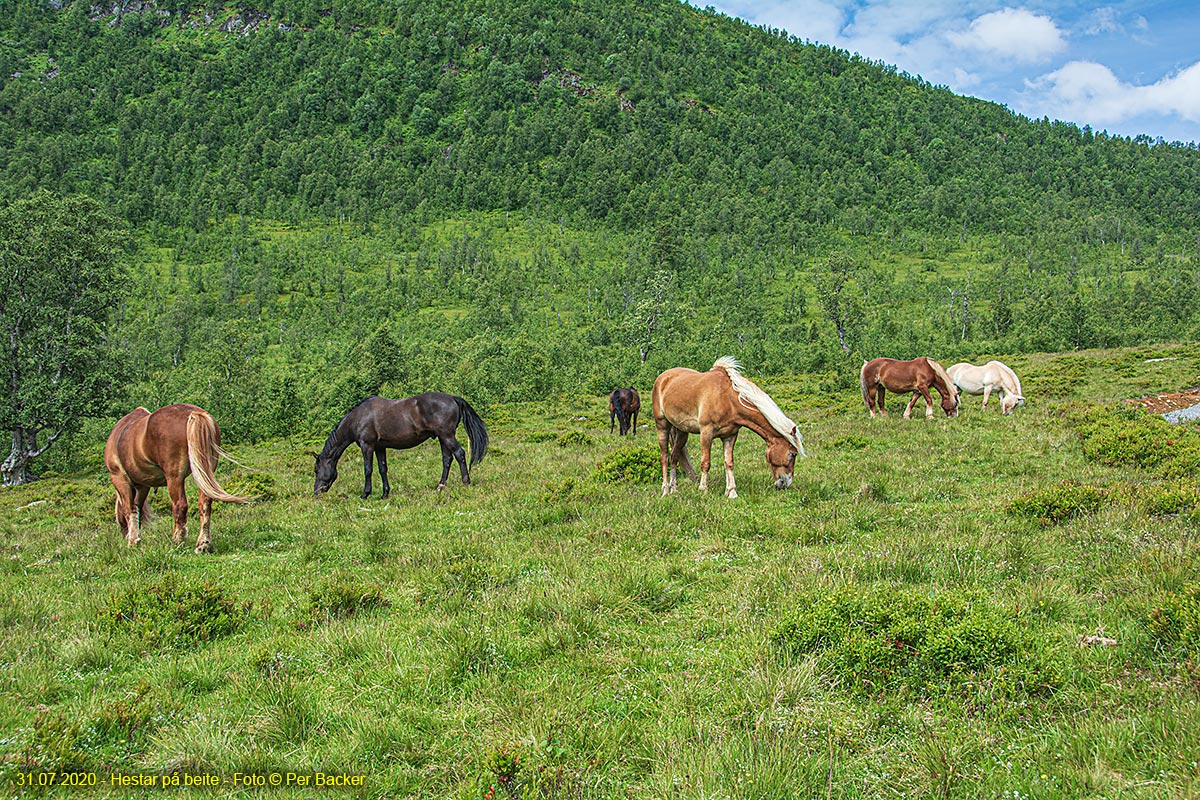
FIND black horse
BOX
[313,393,488,498]
[609,387,641,436]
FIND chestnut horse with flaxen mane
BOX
[653,357,804,498]
[104,404,250,553]
[860,357,959,419]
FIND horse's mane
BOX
[994,361,1024,397]
[926,358,955,393]
[319,396,376,457]
[713,357,802,452]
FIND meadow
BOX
[1,345,1198,799]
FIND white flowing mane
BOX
[713,357,804,454]
[927,358,955,393]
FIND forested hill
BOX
[2,1,1200,450]
[3,0,1198,236]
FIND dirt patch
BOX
[1125,387,1200,414]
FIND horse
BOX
[104,404,250,553]
[860,357,960,419]
[313,393,488,498]
[947,360,1025,415]
[652,357,804,498]
[609,387,641,436]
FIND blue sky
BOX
[706,1,1200,145]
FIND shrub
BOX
[555,430,594,448]
[308,575,389,623]
[104,575,251,647]
[1007,481,1106,526]
[594,445,659,483]
[1148,583,1200,660]
[772,587,1060,697]
[539,476,596,504]
[1073,404,1200,477]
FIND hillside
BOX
[1,0,1199,452]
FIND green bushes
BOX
[772,587,1060,697]
[594,445,660,484]
[1149,583,1200,660]
[1008,481,1107,526]
[1072,403,1200,477]
[104,575,251,647]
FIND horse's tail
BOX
[455,396,489,466]
[860,361,872,406]
[613,391,631,433]
[185,410,251,503]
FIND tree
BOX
[812,253,863,354]
[0,193,128,485]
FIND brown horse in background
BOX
[609,387,640,436]
[104,404,250,553]
[653,357,804,498]
[860,357,959,419]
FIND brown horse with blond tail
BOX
[653,357,804,498]
[104,404,250,553]
[860,357,959,419]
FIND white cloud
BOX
[948,8,1066,64]
[1029,60,1200,127]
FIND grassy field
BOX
[2,346,1199,799]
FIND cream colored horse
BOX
[946,361,1025,415]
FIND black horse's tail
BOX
[455,396,489,465]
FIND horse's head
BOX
[940,385,960,417]
[312,451,338,494]
[765,439,798,490]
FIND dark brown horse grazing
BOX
[653,357,804,498]
[609,387,641,436]
[313,393,488,498]
[104,404,250,553]
[860,357,959,419]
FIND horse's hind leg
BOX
[982,384,992,410]
[875,386,887,417]
[167,476,189,545]
[376,449,390,499]
[359,443,375,499]
[195,491,213,554]
[920,388,935,419]
[657,423,673,496]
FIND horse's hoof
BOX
[194,541,212,554]
[126,537,141,547]
[727,489,738,499]
[436,483,445,492]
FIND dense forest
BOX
[2,0,1199,452]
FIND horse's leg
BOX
[167,475,189,545]
[921,388,935,418]
[112,474,139,545]
[657,422,673,496]
[194,490,213,554]
[377,449,390,498]
[722,432,738,499]
[673,431,698,481]
[982,384,992,410]
[877,386,887,417]
[904,392,918,419]
[359,443,374,499]
[451,437,470,485]
[698,428,714,491]
[631,407,638,436]
[610,407,616,434]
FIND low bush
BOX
[104,575,251,647]
[594,445,659,484]
[1148,583,1200,660]
[1007,480,1106,526]
[1072,403,1200,477]
[772,587,1060,697]
[555,430,594,448]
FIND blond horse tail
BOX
[860,361,872,407]
[186,411,251,503]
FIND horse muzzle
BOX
[774,475,793,490]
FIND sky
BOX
[706,1,1200,145]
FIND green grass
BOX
[2,346,1199,798]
